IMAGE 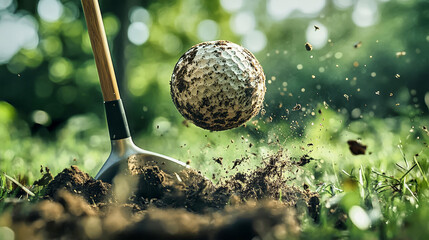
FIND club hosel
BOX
[104,99,131,140]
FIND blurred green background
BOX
[0,0,428,177]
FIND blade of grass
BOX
[372,170,397,181]
[403,178,418,202]
[395,163,406,172]
[3,173,35,197]
[413,155,429,186]
[399,164,417,182]
[398,144,409,169]
[341,169,351,177]
[359,166,365,198]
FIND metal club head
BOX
[95,137,188,183]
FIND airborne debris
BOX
[182,120,189,127]
[344,94,350,101]
[294,154,315,166]
[292,104,302,111]
[213,157,223,165]
[314,25,320,31]
[33,166,53,186]
[305,42,313,51]
[423,126,429,136]
[232,156,249,169]
[354,41,362,48]
[396,51,406,57]
[347,140,367,155]
[395,74,401,79]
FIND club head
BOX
[95,137,188,183]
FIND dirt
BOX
[347,140,367,155]
[1,151,319,240]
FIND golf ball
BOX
[170,40,266,131]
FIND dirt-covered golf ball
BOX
[170,40,266,131]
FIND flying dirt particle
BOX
[314,25,320,31]
[292,104,301,111]
[213,157,223,165]
[396,103,400,106]
[230,139,234,143]
[34,166,53,186]
[303,183,309,190]
[347,140,367,155]
[249,143,253,148]
[423,126,429,136]
[396,51,406,58]
[389,93,394,97]
[375,91,380,95]
[343,94,349,101]
[305,42,313,51]
[17,73,21,77]
[311,75,316,79]
[354,41,362,48]
[353,61,359,67]
[294,154,314,166]
[186,160,191,165]
[182,120,189,127]
[395,74,401,79]
[323,101,329,109]
[232,156,248,169]
[318,109,322,114]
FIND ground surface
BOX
[1,152,318,240]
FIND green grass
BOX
[0,101,428,239]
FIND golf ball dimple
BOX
[170,40,266,131]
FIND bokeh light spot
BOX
[37,0,63,22]
[163,33,183,55]
[220,0,243,12]
[230,11,255,35]
[0,0,13,10]
[306,21,328,49]
[349,206,371,230]
[352,0,378,27]
[197,19,219,41]
[32,110,51,126]
[129,7,151,26]
[128,22,149,45]
[242,30,266,53]
[49,58,73,82]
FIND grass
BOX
[0,101,428,239]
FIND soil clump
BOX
[2,151,319,240]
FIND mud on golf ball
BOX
[170,40,266,131]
